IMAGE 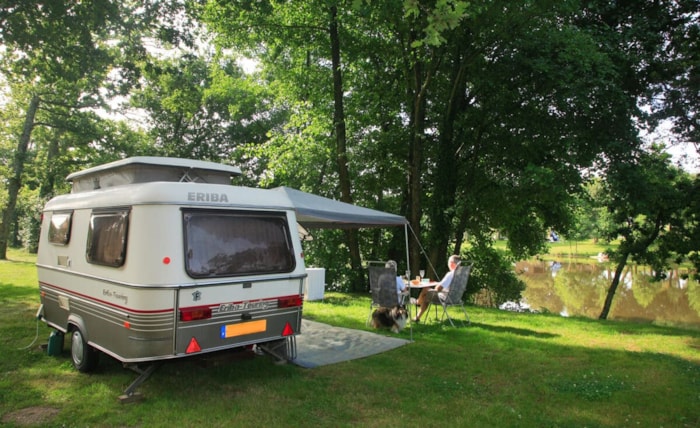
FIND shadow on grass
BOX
[0,257,36,266]
[554,312,700,337]
[0,283,38,301]
[470,322,559,339]
[34,338,295,394]
[405,316,559,339]
[606,321,700,337]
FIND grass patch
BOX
[493,238,617,261]
[1,248,699,427]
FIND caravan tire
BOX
[70,327,100,373]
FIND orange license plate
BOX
[220,320,267,338]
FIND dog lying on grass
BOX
[370,305,409,333]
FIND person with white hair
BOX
[412,255,461,322]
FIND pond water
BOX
[511,260,700,328]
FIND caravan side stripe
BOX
[39,282,173,315]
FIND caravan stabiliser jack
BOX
[119,363,161,404]
[117,338,296,403]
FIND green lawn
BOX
[1,248,698,427]
[494,238,617,261]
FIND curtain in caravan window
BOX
[183,210,295,278]
[86,209,130,267]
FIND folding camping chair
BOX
[424,262,473,327]
[366,264,401,325]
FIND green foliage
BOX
[463,240,525,305]
[603,146,694,268]
[404,0,472,47]
[301,229,352,291]
[597,145,698,318]
[2,1,698,308]
[0,0,174,257]
[14,187,42,252]
[131,52,283,162]
[194,0,700,303]
[567,179,616,243]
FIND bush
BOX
[463,243,525,306]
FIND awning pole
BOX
[404,224,410,277]
[406,224,439,280]
[404,223,413,342]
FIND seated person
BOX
[413,255,461,322]
[385,260,408,304]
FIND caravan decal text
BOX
[103,288,129,305]
[218,300,276,313]
[187,192,229,203]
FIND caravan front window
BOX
[48,211,73,245]
[183,209,295,278]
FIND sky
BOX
[643,119,699,173]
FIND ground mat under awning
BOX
[292,319,410,368]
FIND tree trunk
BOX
[27,134,63,253]
[600,214,663,319]
[0,94,39,259]
[328,6,362,289]
[406,32,430,275]
[453,209,469,256]
[599,251,629,319]
[428,51,468,270]
[39,134,61,199]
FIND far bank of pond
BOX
[512,260,700,329]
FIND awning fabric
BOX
[271,186,407,229]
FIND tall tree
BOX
[197,0,698,299]
[202,0,369,288]
[328,4,361,278]
[0,1,121,257]
[0,1,191,256]
[398,0,698,278]
[598,145,695,319]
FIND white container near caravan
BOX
[37,157,305,375]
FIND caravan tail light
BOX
[180,306,212,322]
[278,295,303,308]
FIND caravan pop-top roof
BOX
[66,156,242,193]
[60,156,407,230]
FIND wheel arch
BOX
[67,314,88,340]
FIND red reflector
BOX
[180,306,212,322]
[282,322,294,337]
[186,337,201,353]
[278,296,303,308]
[123,321,131,329]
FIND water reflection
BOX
[513,261,700,328]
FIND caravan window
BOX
[48,211,73,245]
[183,209,295,278]
[86,208,130,267]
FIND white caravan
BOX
[37,157,305,388]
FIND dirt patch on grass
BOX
[2,406,60,426]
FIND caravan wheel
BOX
[70,327,100,373]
